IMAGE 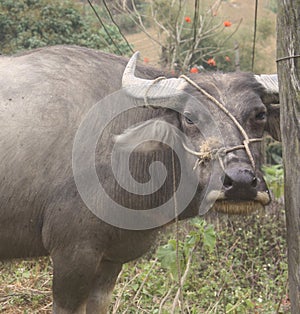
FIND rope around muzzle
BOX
[143,75,262,170]
[182,138,262,171]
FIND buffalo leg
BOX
[86,260,122,314]
[51,247,103,314]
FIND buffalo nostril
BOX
[251,177,258,188]
[223,174,233,189]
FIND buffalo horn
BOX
[122,51,188,106]
[254,74,279,104]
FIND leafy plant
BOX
[0,0,132,55]
[157,218,216,281]
[263,163,284,199]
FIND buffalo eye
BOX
[183,111,195,124]
[255,111,267,121]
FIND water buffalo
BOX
[0,46,279,313]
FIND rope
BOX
[183,139,262,171]
[276,54,300,62]
[171,149,184,313]
[144,76,167,106]
[252,0,259,71]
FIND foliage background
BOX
[0,0,278,74]
[0,0,132,55]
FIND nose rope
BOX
[179,75,262,170]
[182,139,262,171]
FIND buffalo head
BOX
[118,52,280,217]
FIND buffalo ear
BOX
[265,104,281,141]
[255,74,279,104]
[114,119,180,152]
[254,74,281,141]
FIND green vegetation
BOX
[266,0,278,14]
[111,207,288,313]
[263,164,284,200]
[0,0,277,73]
[104,0,148,34]
[106,0,277,73]
[263,138,284,200]
[0,0,132,55]
[0,258,52,312]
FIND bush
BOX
[0,0,132,55]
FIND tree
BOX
[277,1,300,313]
[110,0,241,72]
[0,0,131,55]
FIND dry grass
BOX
[0,259,52,313]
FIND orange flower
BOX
[207,58,216,67]
[223,20,232,27]
[225,56,231,62]
[143,57,149,64]
[185,16,192,23]
[190,67,199,73]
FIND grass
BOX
[0,259,52,313]
[0,201,288,313]
[111,202,288,313]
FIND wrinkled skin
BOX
[0,46,280,313]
